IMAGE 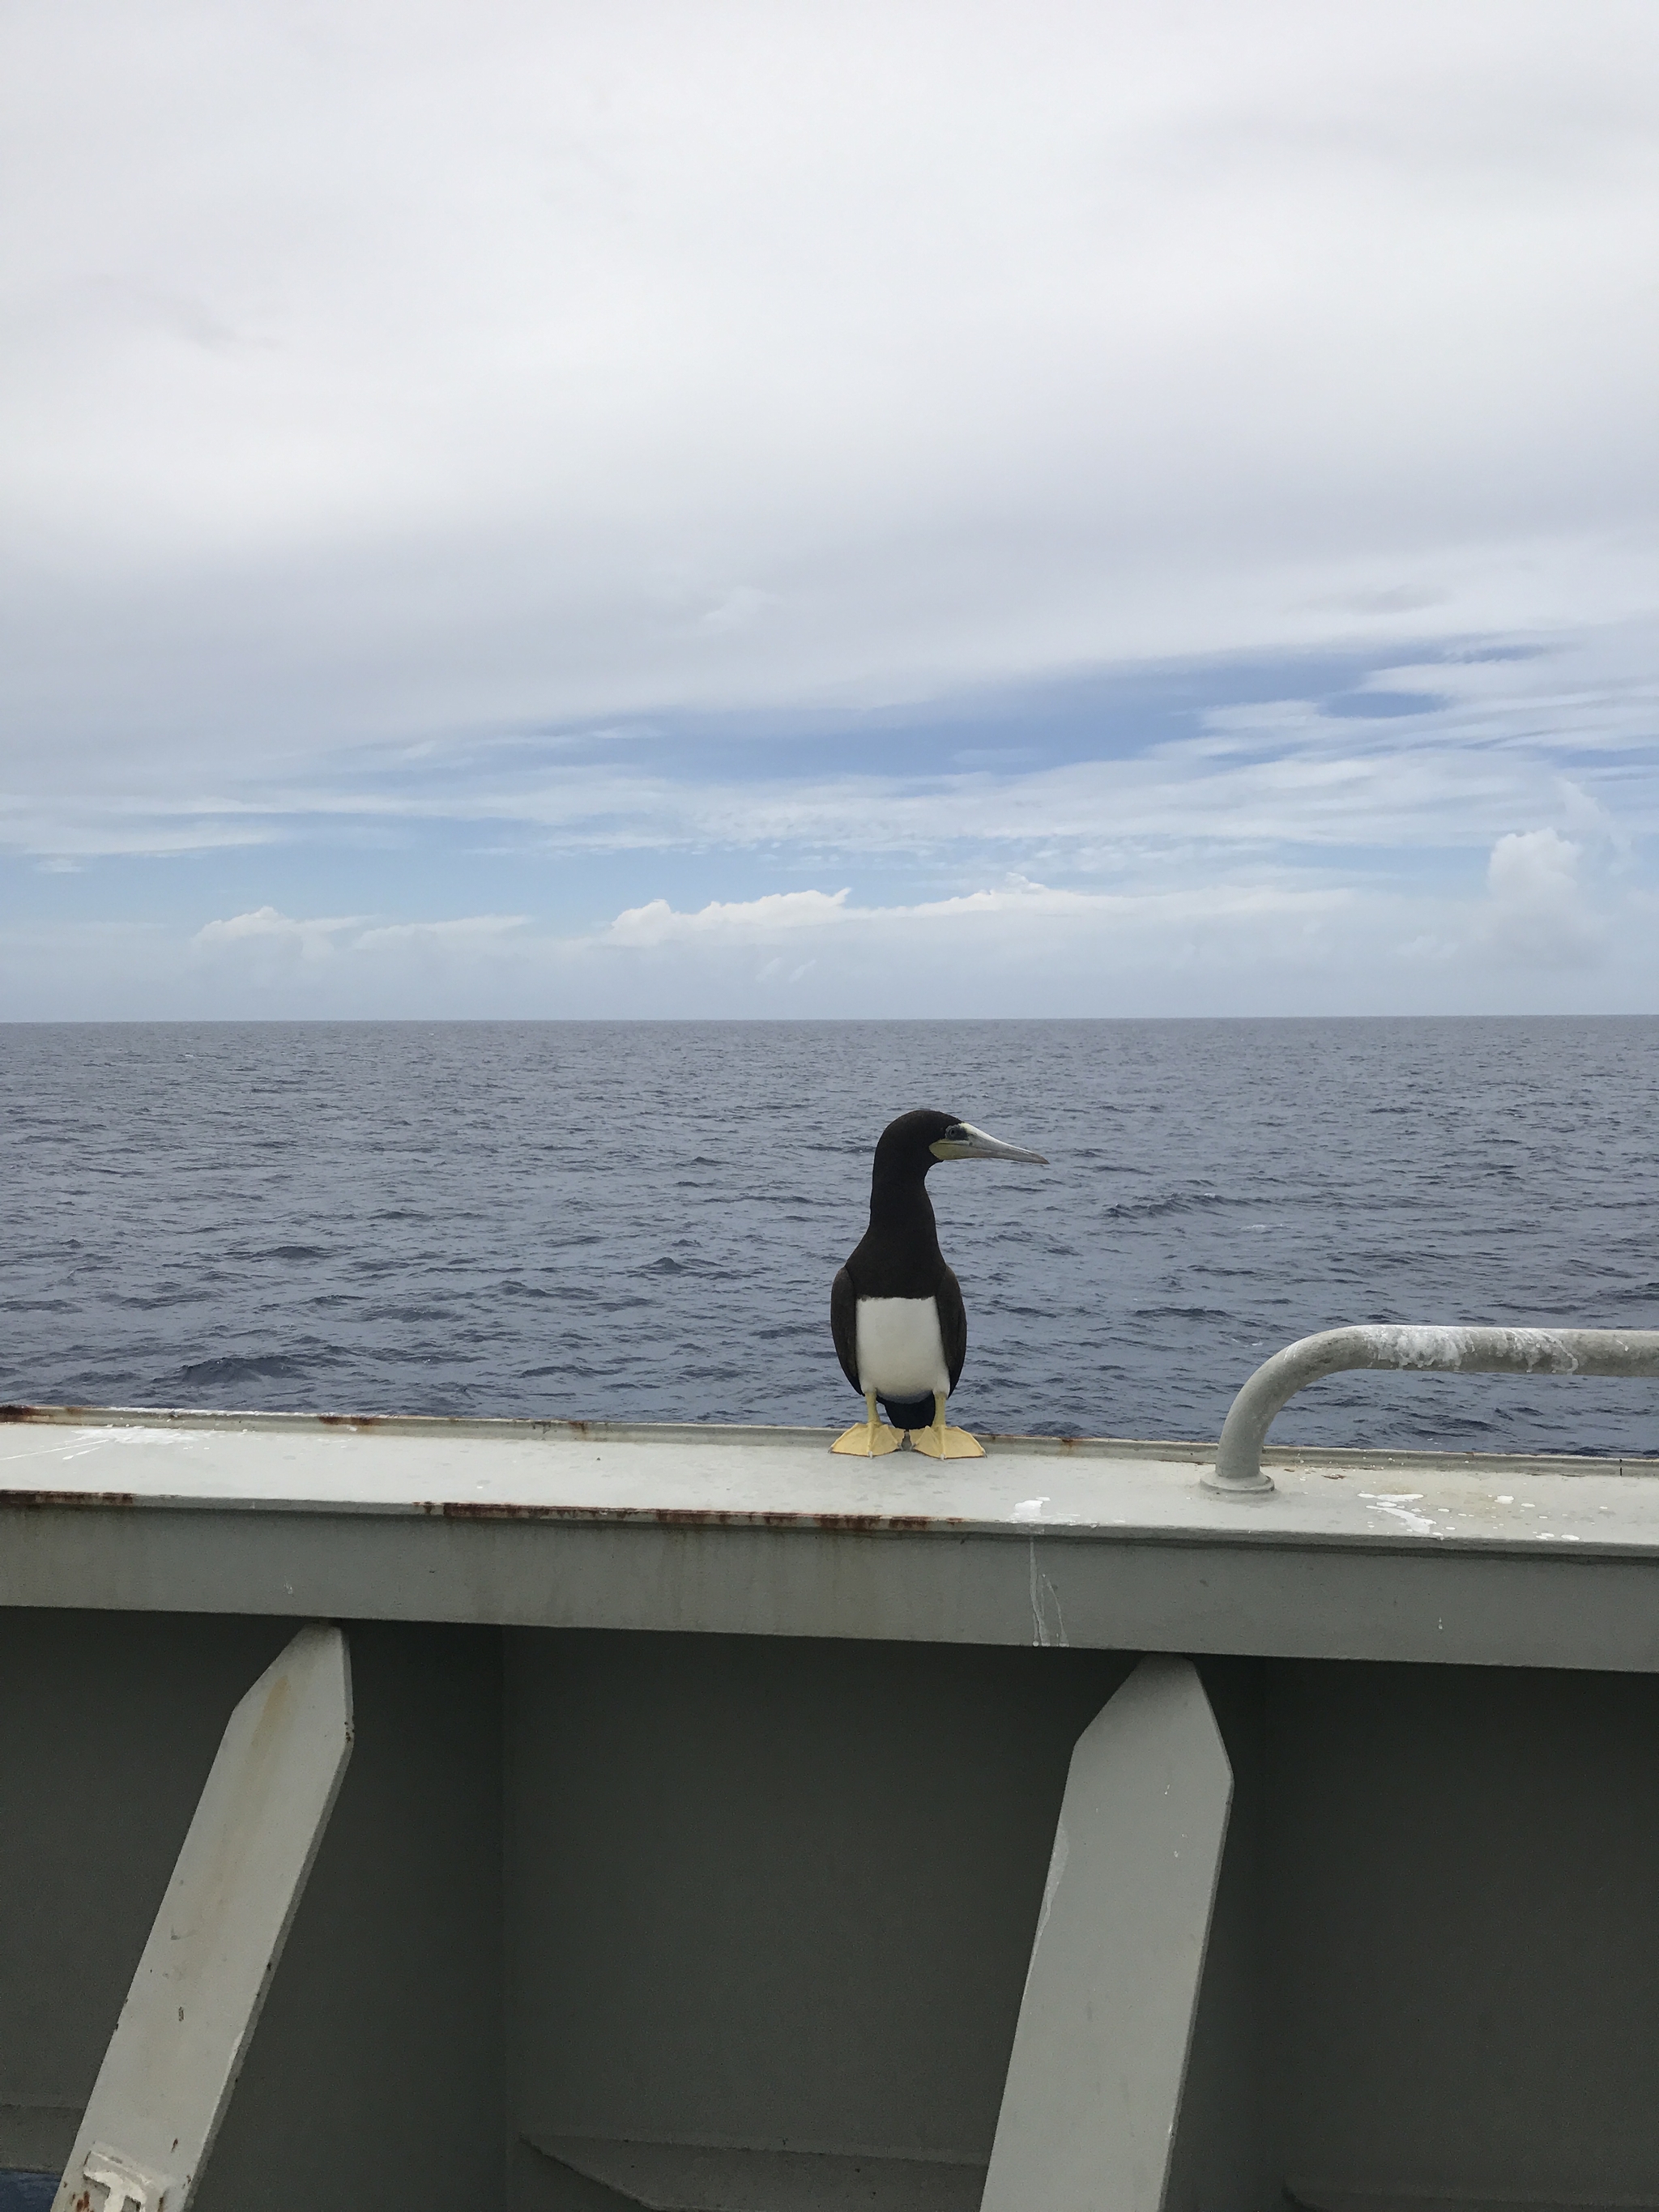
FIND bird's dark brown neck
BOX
[849,1163,945,1296]
[872,1161,937,1236]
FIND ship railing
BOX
[1204,1324,1659,1498]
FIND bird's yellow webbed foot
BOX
[909,1391,986,1459]
[830,1392,903,1456]
[831,1422,902,1456]
[911,1426,986,1459]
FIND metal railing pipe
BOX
[1204,1325,1659,1498]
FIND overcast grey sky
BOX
[3,0,1656,1015]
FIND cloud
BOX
[608,889,852,945]
[1486,829,1580,906]
[192,905,527,965]
[9,844,1653,1018]
[599,875,1355,963]
[194,873,1360,983]
[3,5,1657,1018]
[195,905,361,939]
[353,914,529,949]
[610,879,1145,935]
[194,906,370,958]
[7,624,1655,876]
[1480,828,1602,965]
[3,0,1657,782]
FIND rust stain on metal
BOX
[316,1413,388,1431]
[1,1487,138,1509]
[414,1497,962,1532]
[804,1510,945,1532]
[436,1498,659,1523]
[1,1401,124,1426]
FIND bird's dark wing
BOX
[936,1265,968,1394]
[831,1266,862,1394]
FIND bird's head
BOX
[873,1107,1048,1178]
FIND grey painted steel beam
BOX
[981,1655,1232,2212]
[51,1625,353,2212]
[15,1506,1659,1674]
[1208,1326,1659,1497]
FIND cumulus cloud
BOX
[353,915,529,950]
[1481,828,1602,965]
[608,890,853,945]
[194,906,370,958]
[603,876,1354,940]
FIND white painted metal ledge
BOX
[6,1404,1659,1673]
[2,1402,1659,1548]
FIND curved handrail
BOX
[1204,1324,1659,1498]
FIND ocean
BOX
[2,1016,1656,1457]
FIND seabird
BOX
[830,1108,1047,1460]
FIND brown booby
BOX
[830,1108,1047,1460]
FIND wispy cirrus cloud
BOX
[5,629,1656,870]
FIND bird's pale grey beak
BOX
[930,1120,1048,1166]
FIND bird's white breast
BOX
[855,1296,949,1399]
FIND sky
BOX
[2,0,1657,1018]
